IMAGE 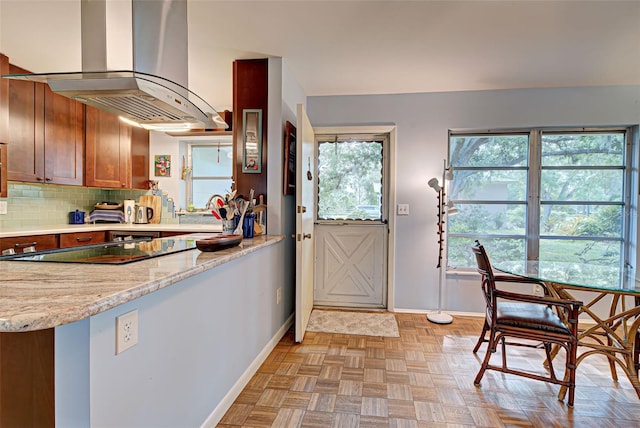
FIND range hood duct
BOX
[2,0,227,131]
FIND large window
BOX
[189,142,233,209]
[447,128,633,271]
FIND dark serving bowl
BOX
[195,234,243,252]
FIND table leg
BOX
[628,315,640,398]
[607,295,621,381]
[551,284,640,401]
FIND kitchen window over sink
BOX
[188,141,234,209]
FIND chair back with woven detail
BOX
[471,239,497,324]
[470,240,582,407]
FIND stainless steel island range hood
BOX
[3,0,227,132]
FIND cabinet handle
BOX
[15,241,37,248]
[45,177,52,182]
[36,177,44,182]
[76,236,93,242]
[121,183,126,187]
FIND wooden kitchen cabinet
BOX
[160,231,188,237]
[0,143,6,198]
[0,54,8,146]
[0,55,6,197]
[5,64,84,186]
[85,106,149,189]
[130,123,150,189]
[233,59,268,201]
[0,234,59,253]
[59,231,106,248]
[5,63,42,183]
[42,85,84,185]
[0,329,54,428]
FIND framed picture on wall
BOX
[242,109,262,173]
[154,155,171,177]
[283,121,296,195]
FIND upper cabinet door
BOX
[85,106,129,189]
[6,63,45,183]
[85,106,149,190]
[129,124,149,190]
[0,143,7,198]
[6,62,84,185]
[43,86,84,186]
[0,55,7,197]
[0,54,8,145]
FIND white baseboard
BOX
[392,308,599,326]
[393,308,484,318]
[200,313,295,428]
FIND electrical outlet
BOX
[0,201,7,215]
[397,204,410,215]
[533,284,544,296]
[276,287,282,304]
[116,310,138,355]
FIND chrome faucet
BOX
[205,194,217,210]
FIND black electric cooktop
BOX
[0,237,199,265]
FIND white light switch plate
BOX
[397,204,410,215]
[0,201,7,215]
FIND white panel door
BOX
[295,104,316,343]
[315,223,386,307]
[313,134,389,308]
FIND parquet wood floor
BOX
[217,313,640,427]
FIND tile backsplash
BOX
[0,183,150,229]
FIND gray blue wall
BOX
[308,85,640,313]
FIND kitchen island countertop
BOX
[0,233,283,332]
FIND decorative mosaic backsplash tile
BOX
[0,183,150,228]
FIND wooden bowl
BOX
[195,234,243,252]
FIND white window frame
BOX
[186,140,234,209]
[446,126,638,271]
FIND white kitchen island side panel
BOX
[55,241,288,427]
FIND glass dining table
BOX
[493,260,640,401]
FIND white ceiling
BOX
[2,1,639,114]
[187,0,640,111]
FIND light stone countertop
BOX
[0,223,222,238]
[0,234,284,332]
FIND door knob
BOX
[303,233,311,240]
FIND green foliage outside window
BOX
[447,131,628,272]
[317,140,383,220]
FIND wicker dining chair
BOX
[635,297,640,374]
[470,240,582,406]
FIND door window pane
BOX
[317,140,383,220]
